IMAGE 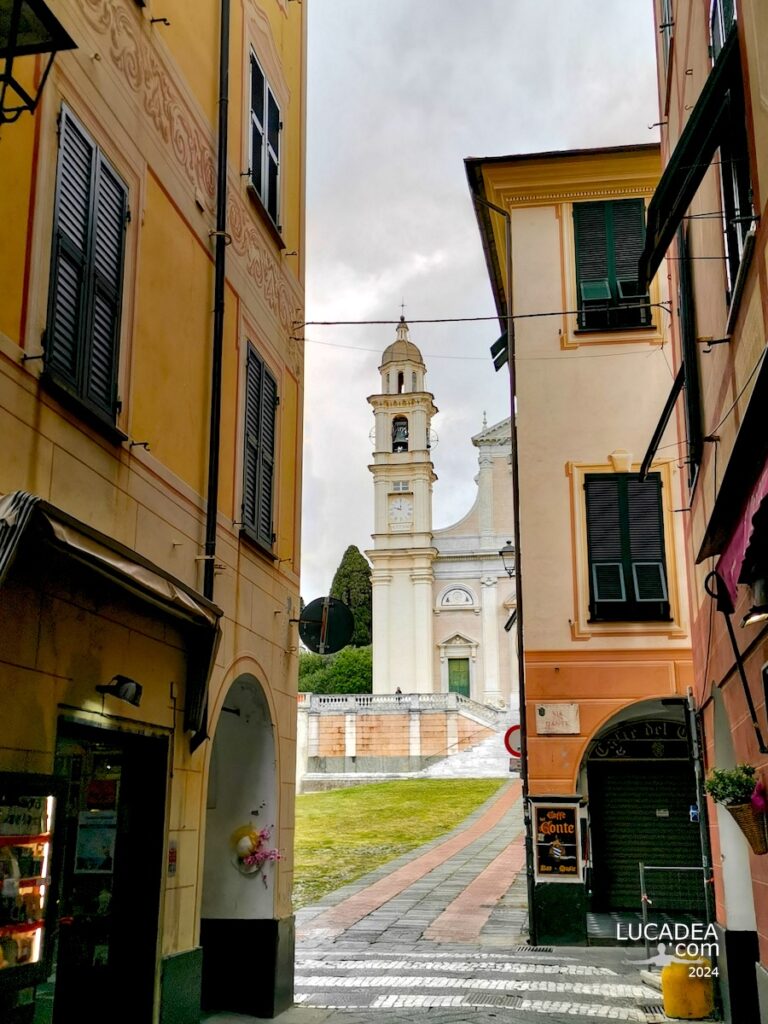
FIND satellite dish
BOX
[299,596,354,655]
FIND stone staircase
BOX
[421,725,517,779]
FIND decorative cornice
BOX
[79,0,302,360]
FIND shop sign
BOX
[590,720,689,760]
[532,803,581,882]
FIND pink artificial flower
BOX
[751,780,767,814]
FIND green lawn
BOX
[293,778,506,909]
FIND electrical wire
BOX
[708,347,767,434]
[303,335,671,364]
[293,302,672,332]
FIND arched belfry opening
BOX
[392,415,409,452]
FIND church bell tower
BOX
[366,318,438,694]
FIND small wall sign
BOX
[535,703,580,735]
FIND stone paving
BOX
[205,782,704,1024]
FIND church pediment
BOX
[472,416,511,446]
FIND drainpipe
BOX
[686,689,715,926]
[470,188,536,941]
[204,0,231,602]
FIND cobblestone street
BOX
[206,783,693,1024]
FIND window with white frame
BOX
[392,481,410,492]
[249,51,281,228]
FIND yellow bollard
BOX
[661,956,715,1020]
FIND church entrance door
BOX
[448,658,470,697]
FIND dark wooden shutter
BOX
[627,477,668,601]
[257,365,277,546]
[574,203,610,328]
[242,347,277,548]
[47,111,95,387]
[585,477,626,609]
[47,108,127,422]
[677,228,703,486]
[250,55,265,197]
[612,199,645,282]
[243,349,262,530]
[266,89,280,224]
[586,473,669,620]
[85,154,127,415]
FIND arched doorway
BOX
[583,702,706,918]
[200,674,288,1017]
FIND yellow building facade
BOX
[468,145,701,943]
[0,1,305,1020]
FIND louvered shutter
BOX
[585,477,626,606]
[85,154,127,416]
[257,365,277,546]
[574,203,610,329]
[47,112,94,387]
[627,478,668,601]
[242,347,277,548]
[612,199,649,327]
[243,349,261,530]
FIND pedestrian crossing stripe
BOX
[296,957,603,973]
[302,993,655,1020]
[295,974,650,997]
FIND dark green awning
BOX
[638,28,740,290]
[639,363,685,481]
[0,491,221,743]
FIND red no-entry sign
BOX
[504,724,521,758]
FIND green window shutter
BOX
[85,153,127,416]
[47,111,95,387]
[626,477,668,601]
[574,199,649,330]
[242,346,277,548]
[585,476,627,609]
[585,473,669,620]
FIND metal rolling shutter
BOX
[588,761,705,914]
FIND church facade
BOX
[366,320,518,712]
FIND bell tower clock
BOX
[365,318,438,694]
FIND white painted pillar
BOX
[307,712,319,758]
[480,575,501,704]
[371,572,391,693]
[344,712,356,759]
[477,452,494,545]
[411,569,434,692]
[446,710,459,755]
[409,711,421,758]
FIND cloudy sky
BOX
[300,1,660,602]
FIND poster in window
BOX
[75,811,117,874]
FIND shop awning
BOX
[714,457,768,608]
[638,29,740,290]
[0,491,221,742]
[639,364,685,480]
[697,351,768,565]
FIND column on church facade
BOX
[477,451,495,546]
[480,575,501,705]
[411,568,435,690]
[371,571,391,692]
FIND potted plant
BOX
[705,763,768,855]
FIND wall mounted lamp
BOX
[96,674,143,707]
[0,0,76,124]
[742,577,768,628]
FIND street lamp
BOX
[0,0,76,125]
[499,539,515,578]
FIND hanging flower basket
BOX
[726,803,768,855]
[705,764,768,855]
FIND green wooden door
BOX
[448,658,470,697]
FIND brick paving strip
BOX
[424,832,526,942]
[298,780,522,938]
